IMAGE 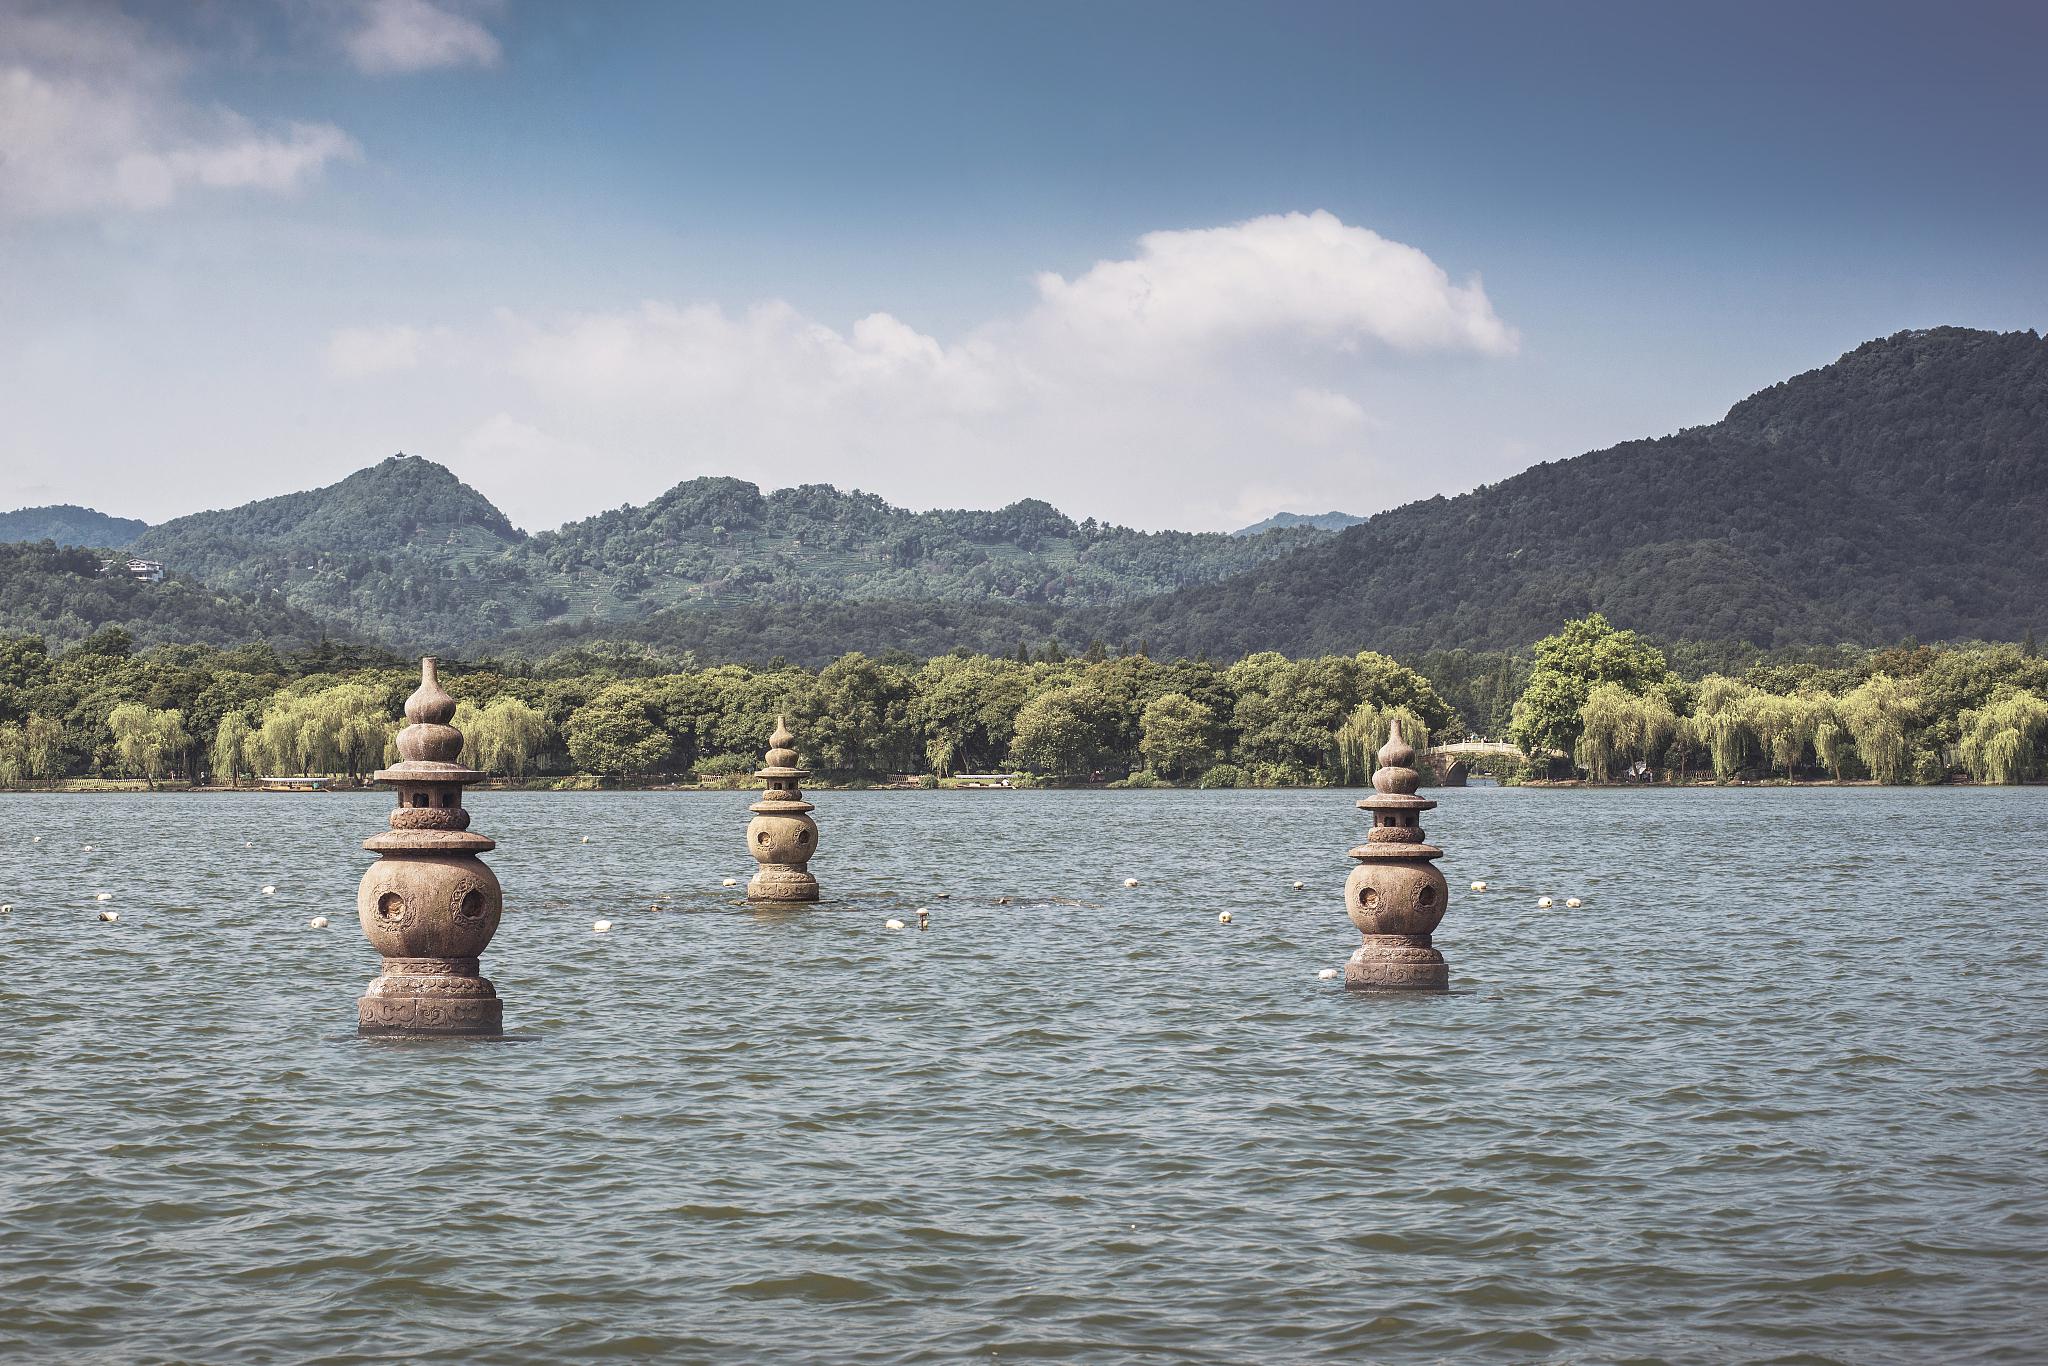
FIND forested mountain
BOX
[0,542,335,649]
[127,455,533,644]
[110,458,1327,648]
[1093,328,2048,657]
[1230,510,1363,536]
[517,478,1325,620]
[0,505,147,548]
[14,327,2044,660]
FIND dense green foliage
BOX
[0,505,146,547]
[0,631,1452,788]
[1505,615,2048,784]
[3,614,2042,787]
[0,542,333,650]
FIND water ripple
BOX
[0,787,2043,1361]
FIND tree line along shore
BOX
[0,615,2044,790]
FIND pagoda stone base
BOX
[1345,935,1450,991]
[358,957,503,1036]
[747,864,819,903]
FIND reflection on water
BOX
[1,787,2044,1360]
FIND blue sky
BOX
[2,0,2043,532]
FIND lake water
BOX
[1,787,2044,1362]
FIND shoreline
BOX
[2,777,2035,795]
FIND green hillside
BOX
[118,457,1328,649]
[0,542,335,650]
[1092,328,2048,657]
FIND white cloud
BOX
[1026,210,1517,365]
[344,0,501,75]
[339,212,1518,531]
[0,1,359,219]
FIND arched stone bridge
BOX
[1419,741,1530,786]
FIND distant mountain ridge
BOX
[78,455,1327,649]
[9,326,2043,661]
[1230,510,1364,536]
[0,505,147,548]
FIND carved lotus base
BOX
[748,864,819,903]
[358,956,503,1035]
[1345,935,1450,992]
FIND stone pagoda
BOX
[745,716,820,903]
[355,657,506,1035]
[1342,719,1451,991]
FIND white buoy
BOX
[94,892,112,902]
[262,885,276,896]
[1293,880,1306,890]
[308,916,329,929]
[1318,967,1339,980]
[721,877,738,887]
[1565,897,1583,909]
[884,918,906,930]
[83,844,94,851]
[1,903,11,914]
[581,836,591,844]
[935,891,950,899]
[1537,897,1553,909]
[592,919,612,933]
[1124,878,1140,888]
[1470,880,1488,892]
[98,910,118,923]
[32,836,41,843]
[1218,911,1233,924]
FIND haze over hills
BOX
[0,506,147,549]
[1230,511,1365,537]
[2,327,2042,661]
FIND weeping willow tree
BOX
[1574,684,1682,781]
[0,723,23,789]
[474,697,553,777]
[1958,692,2048,784]
[1691,675,1756,780]
[1813,715,1854,780]
[211,711,255,787]
[1838,673,1920,785]
[252,685,393,777]
[1575,683,1643,782]
[1739,692,1830,778]
[107,703,192,789]
[1334,702,1430,786]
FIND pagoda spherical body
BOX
[358,852,503,960]
[1343,859,1448,938]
